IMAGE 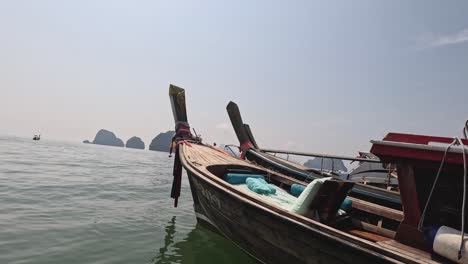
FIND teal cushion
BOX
[246,177,276,195]
[340,198,352,211]
[290,184,305,197]
[223,173,264,184]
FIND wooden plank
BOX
[351,219,396,239]
[395,163,425,248]
[348,197,404,221]
[348,229,390,242]
[381,240,432,259]
[377,240,436,264]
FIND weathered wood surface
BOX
[184,143,245,165]
[394,163,425,248]
[351,219,396,239]
[347,197,404,221]
[348,229,390,242]
[377,240,437,264]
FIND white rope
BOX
[458,137,467,260]
[418,139,457,231]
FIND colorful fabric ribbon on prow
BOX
[169,122,193,157]
[240,141,254,159]
[170,121,194,208]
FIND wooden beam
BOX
[348,197,404,222]
[352,219,396,239]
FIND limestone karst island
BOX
[83,129,175,152]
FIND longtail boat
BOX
[167,84,468,263]
[344,152,398,189]
[226,101,401,208]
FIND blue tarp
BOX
[223,173,264,184]
[246,177,276,195]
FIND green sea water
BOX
[0,136,255,264]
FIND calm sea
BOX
[0,136,255,264]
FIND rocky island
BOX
[92,129,124,147]
[149,131,175,152]
[126,136,145,149]
[303,157,347,172]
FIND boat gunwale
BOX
[178,143,428,264]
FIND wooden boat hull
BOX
[181,157,396,263]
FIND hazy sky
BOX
[1,1,467,156]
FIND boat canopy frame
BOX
[260,148,383,164]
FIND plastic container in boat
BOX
[430,225,468,264]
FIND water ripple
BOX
[0,136,255,264]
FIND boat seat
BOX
[311,180,355,223]
[291,178,355,223]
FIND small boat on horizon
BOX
[32,134,41,141]
[166,84,468,263]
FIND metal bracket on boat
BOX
[260,148,383,163]
[223,144,240,157]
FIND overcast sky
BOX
[1,1,467,156]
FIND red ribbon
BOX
[240,141,253,159]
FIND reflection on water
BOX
[152,216,177,264]
[152,217,256,264]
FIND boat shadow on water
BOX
[151,216,256,264]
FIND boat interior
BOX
[202,160,454,263]
[245,148,402,208]
[181,140,464,263]
[181,116,468,263]
[207,163,403,241]
[186,135,468,263]
[184,144,442,263]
